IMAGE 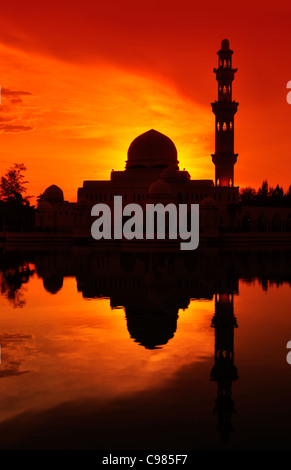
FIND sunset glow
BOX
[0,1,290,204]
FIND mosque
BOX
[36,40,291,240]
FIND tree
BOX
[239,187,256,205]
[268,184,284,205]
[0,163,35,231]
[36,192,44,204]
[0,163,29,203]
[257,180,269,205]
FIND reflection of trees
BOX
[0,250,35,307]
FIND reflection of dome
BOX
[125,307,178,350]
[43,276,63,294]
[201,196,217,207]
[148,179,173,198]
[37,201,52,212]
[126,129,178,169]
[43,185,64,202]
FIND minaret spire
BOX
[211,39,238,187]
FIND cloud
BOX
[0,86,34,132]
[0,123,34,132]
[1,88,32,98]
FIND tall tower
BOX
[211,39,238,187]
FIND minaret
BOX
[211,39,238,187]
[210,292,238,441]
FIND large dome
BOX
[126,129,178,169]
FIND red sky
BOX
[0,0,290,203]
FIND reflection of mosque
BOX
[34,248,239,349]
[34,247,240,439]
[2,246,291,441]
[211,292,238,441]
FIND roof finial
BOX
[221,39,230,50]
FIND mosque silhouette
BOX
[34,39,291,242]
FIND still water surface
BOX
[0,246,290,450]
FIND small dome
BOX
[37,201,52,212]
[161,165,179,182]
[148,179,173,197]
[77,197,91,208]
[201,196,217,207]
[127,129,178,169]
[43,185,64,202]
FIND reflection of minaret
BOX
[210,292,238,441]
[211,39,238,187]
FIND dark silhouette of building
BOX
[211,39,238,187]
[35,40,243,237]
[31,39,291,241]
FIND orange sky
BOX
[0,0,290,204]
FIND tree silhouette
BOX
[36,192,44,204]
[0,163,30,203]
[239,180,291,207]
[239,187,256,205]
[0,163,35,231]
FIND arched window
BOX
[272,214,281,232]
[258,215,267,232]
[223,85,227,94]
[229,121,233,130]
[222,122,227,131]
[242,215,252,232]
[217,122,220,131]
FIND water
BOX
[0,245,290,450]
